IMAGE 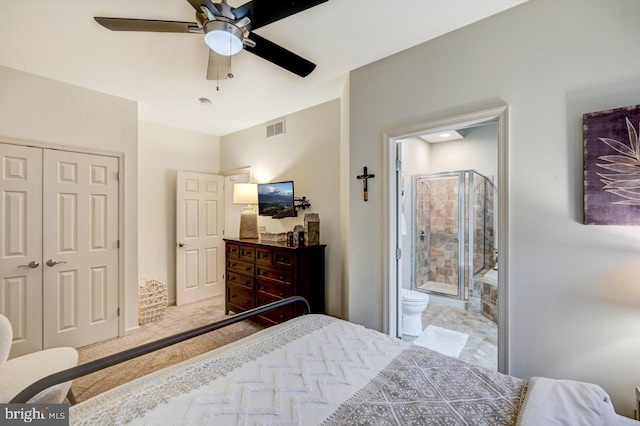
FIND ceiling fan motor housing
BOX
[204,20,244,56]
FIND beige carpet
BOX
[72,295,263,403]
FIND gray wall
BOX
[349,0,640,416]
[137,121,220,304]
[220,99,343,317]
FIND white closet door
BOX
[176,171,224,305]
[0,143,43,357]
[42,149,119,349]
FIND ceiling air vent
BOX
[266,119,285,139]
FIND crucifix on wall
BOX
[357,166,375,201]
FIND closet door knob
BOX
[46,259,66,267]
[18,261,40,269]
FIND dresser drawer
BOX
[273,250,294,268]
[256,279,293,298]
[227,283,254,311]
[255,248,272,266]
[227,271,253,288]
[256,266,292,286]
[239,245,255,262]
[224,238,326,326]
[227,259,254,276]
[226,243,240,259]
[257,293,294,324]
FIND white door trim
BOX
[382,106,510,374]
[0,135,126,338]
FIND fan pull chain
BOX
[228,33,234,79]
[216,53,220,91]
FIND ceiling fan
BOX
[94,0,327,81]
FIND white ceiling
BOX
[0,0,527,137]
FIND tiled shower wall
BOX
[415,175,459,290]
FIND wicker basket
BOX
[138,278,168,325]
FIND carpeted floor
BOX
[71,295,263,403]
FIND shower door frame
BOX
[411,169,493,303]
[411,171,470,302]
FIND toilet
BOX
[401,289,430,337]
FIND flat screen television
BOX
[257,181,296,218]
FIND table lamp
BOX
[233,183,258,239]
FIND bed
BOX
[11,297,638,425]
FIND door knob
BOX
[177,243,189,248]
[18,261,40,269]
[46,259,67,267]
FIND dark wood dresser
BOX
[223,238,326,326]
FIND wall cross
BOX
[357,166,375,201]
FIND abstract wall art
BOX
[583,104,640,225]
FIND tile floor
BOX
[404,302,497,371]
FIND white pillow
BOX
[517,376,615,426]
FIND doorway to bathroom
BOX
[384,106,509,373]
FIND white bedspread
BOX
[71,315,407,425]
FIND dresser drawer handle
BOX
[260,286,266,291]
[279,292,285,296]
[231,294,236,298]
[231,262,236,267]
[229,276,235,281]
[279,276,284,280]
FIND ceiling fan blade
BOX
[244,33,316,77]
[206,50,231,81]
[232,0,328,31]
[186,0,221,16]
[94,17,200,33]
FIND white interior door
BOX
[0,144,43,357]
[176,171,224,305]
[42,149,119,349]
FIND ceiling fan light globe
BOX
[204,21,243,56]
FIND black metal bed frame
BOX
[10,296,311,404]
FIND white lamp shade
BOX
[204,21,243,56]
[233,183,258,204]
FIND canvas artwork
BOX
[583,104,640,225]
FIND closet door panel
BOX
[0,143,43,357]
[43,149,119,349]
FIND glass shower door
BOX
[414,173,462,298]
